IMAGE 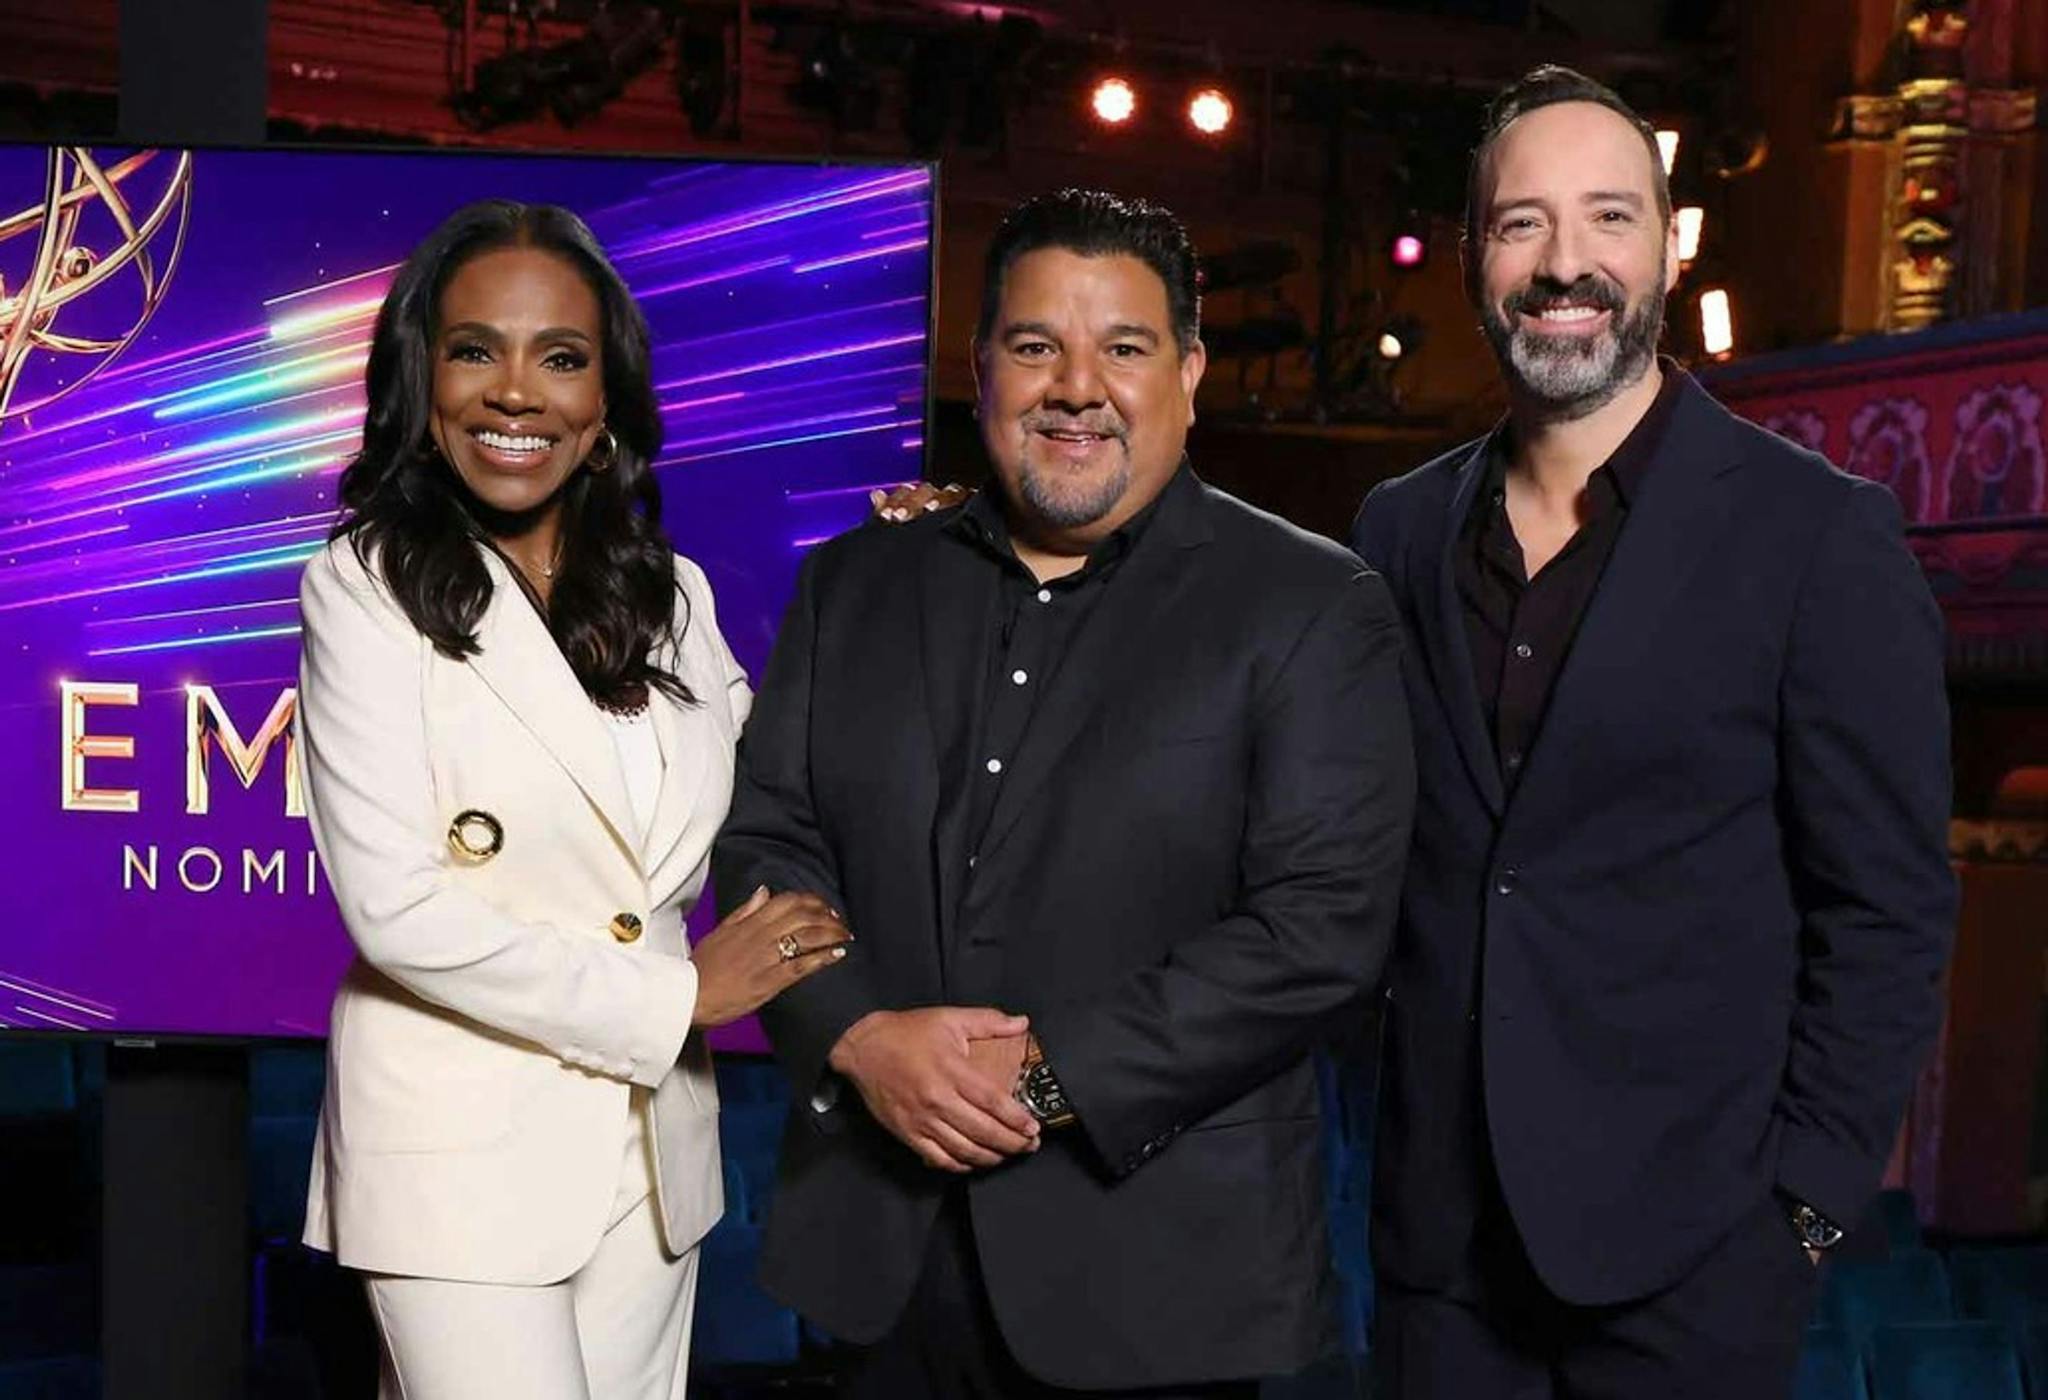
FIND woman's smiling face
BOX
[427,244,608,520]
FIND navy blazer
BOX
[1350,373,1956,1306]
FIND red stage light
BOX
[1391,233,1426,268]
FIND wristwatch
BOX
[1786,1198,1845,1252]
[1015,1036,1076,1128]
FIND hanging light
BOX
[1676,206,1705,264]
[1090,77,1137,126]
[1655,128,1680,177]
[1699,287,1734,357]
[1188,87,1233,136]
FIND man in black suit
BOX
[713,189,1415,1397]
[1350,67,1956,1398]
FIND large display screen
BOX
[0,145,934,1042]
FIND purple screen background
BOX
[0,146,933,1044]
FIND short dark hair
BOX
[1463,65,1672,247]
[976,189,1201,356]
[336,199,693,710]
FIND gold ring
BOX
[776,932,802,963]
[447,809,504,863]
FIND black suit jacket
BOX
[1349,374,1956,1306]
[714,468,1415,1389]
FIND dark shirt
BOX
[1455,368,1683,792]
[942,473,1170,872]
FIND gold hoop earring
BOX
[587,426,620,475]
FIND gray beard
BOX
[1483,285,1664,423]
[1018,452,1131,529]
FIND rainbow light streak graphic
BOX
[0,149,934,1039]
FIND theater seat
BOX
[1794,1326,1865,1400]
[2019,1320,2048,1400]
[1871,1189,1921,1253]
[719,1101,785,1221]
[1325,1192,1371,1356]
[0,1045,74,1119]
[713,1055,786,1106]
[1815,1250,1951,1347]
[0,1264,93,1362]
[1949,1246,2048,1333]
[1868,1320,2023,1400]
[248,1046,326,1119]
[0,1356,98,1400]
[720,1154,750,1226]
[692,1220,800,1369]
[249,1116,318,1244]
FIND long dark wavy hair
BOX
[335,199,693,710]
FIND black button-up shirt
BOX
[1455,368,1683,792]
[944,481,1165,863]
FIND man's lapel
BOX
[1419,440,1508,818]
[1509,376,1745,811]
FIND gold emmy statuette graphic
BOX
[0,147,193,424]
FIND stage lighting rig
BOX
[549,3,667,126]
[452,2,665,131]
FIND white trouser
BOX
[364,1094,698,1400]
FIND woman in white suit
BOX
[296,200,850,1400]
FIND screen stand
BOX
[102,1043,249,1400]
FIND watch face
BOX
[1024,1062,1067,1120]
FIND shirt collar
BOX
[949,461,1182,577]
[1478,354,1688,509]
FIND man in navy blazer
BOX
[1350,66,1956,1397]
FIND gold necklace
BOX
[516,540,564,581]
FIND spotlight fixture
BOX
[1379,313,1424,363]
[1188,87,1233,136]
[1699,287,1734,357]
[1090,77,1137,126]
[798,25,880,132]
[1388,215,1428,270]
[1655,128,1680,177]
[548,3,667,128]
[1676,206,1704,264]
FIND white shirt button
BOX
[1012,669,1029,685]
[986,758,1004,774]
[1036,588,1052,604]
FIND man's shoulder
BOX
[804,504,962,578]
[1673,374,1858,496]
[1358,438,1483,522]
[1191,477,1369,586]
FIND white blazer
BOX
[296,536,750,1285]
